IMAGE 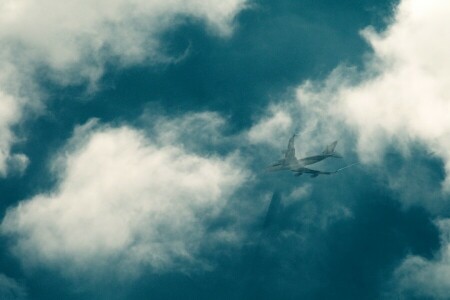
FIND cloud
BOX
[149,111,230,153]
[249,0,450,296]
[247,105,293,147]
[251,0,450,192]
[0,0,248,83]
[311,0,450,170]
[0,0,247,176]
[393,219,450,299]
[1,115,249,278]
[0,274,27,300]
[0,65,38,177]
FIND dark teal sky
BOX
[1,0,444,299]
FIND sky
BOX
[0,0,449,299]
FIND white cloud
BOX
[287,184,312,202]
[0,93,21,176]
[150,111,229,152]
[251,0,450,189]
[394,219,450,299]
[0,0,247,83]
[307,0,450,171]
[249,0,450,295]
[1,116,249,278]
[247,105,293,146]
[0,0,247,176]
[0,64,39,177]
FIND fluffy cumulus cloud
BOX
[1,115,248,278]
[0,0,247,176]
[0,65,35,177]
[394,219,450,299]
[251,0,450,191]
[0,0,247,82]
[248,0,450,296]
[334,0,450,169]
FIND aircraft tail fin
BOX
[322,141,341,157]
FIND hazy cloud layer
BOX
[0,0,247,176]
[394,219,450,299]
[1,115,249,278]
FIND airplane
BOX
[267,134,341,172]
[267,134,356,177]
